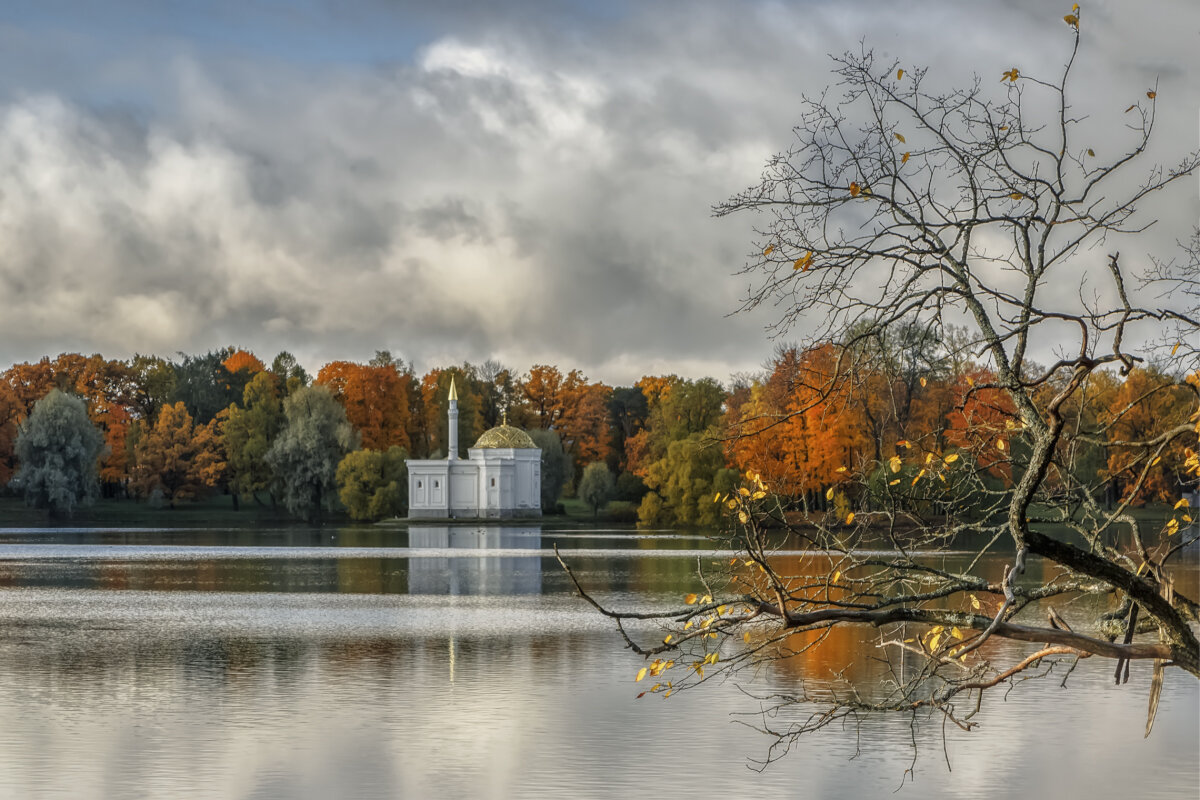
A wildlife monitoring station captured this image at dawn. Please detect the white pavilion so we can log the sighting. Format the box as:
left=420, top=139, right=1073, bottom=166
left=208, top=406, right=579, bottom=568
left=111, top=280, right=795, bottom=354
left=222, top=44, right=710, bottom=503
left=406, top=379, right=542, bottom=520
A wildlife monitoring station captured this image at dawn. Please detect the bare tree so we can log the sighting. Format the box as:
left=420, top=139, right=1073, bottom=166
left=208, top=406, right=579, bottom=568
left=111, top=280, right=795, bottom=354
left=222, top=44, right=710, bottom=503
left=561, top=12, right=1199, bottom=764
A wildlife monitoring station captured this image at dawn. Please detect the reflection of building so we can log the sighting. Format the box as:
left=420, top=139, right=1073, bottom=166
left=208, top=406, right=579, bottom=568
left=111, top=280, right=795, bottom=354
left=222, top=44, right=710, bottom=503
left=407, top=525, right=542, bottom=595
left=407, top=379, right=542, bottom=520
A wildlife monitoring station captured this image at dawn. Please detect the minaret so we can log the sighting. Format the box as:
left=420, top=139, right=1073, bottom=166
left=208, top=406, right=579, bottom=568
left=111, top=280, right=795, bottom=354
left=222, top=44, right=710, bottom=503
left=447, top=376, right=459, bottom=461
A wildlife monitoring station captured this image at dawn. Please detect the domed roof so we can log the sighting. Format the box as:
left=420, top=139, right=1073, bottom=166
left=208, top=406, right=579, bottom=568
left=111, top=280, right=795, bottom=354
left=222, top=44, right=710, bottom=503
left=473, top=424, right=538, bottom=450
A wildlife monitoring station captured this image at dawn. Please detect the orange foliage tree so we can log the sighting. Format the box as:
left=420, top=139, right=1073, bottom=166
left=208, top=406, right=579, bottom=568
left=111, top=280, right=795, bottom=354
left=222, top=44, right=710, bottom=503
left=317, top=360, right=414, bottom=452
left=130, top=402, right=226, bottom=505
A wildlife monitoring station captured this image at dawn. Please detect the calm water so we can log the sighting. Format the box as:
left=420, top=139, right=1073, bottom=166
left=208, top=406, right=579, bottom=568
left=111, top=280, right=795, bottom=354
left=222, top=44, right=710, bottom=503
left=0, top=523, right=1195, bottom=799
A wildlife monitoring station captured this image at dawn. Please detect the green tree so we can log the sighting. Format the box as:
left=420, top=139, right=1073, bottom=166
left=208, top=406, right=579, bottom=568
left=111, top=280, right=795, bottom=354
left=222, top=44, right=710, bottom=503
left=13, top=389, right=106, bottom=513
left=528, top=428, right=569, bottom=511
left=270, top=351, right=311, bottom=395
left=172, top=349, right=242, bottom=424
left=336, top=446, right=408, bottom=521
left=577, top=461, right=615, bottom=519
left=222, top=372, right=284, bottom=503
left=637, top=431, right=738, bottom=527
left=266, top=386, right=358, bottom=522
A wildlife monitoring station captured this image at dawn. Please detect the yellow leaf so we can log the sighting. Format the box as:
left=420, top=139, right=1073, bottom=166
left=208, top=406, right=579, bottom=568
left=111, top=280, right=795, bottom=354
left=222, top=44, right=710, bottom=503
left=1072, top=3, right=1079, bottom=11
left=1001, top=68, right=1019, bottom=82
left=1146, top=90, right=1156, bottom=99
left=738, top=486, right=750, bottom=496
left=763, top=245, right=775, bottom=256
left=1087, top=148, right=1095, bottom=157
left=889, top=455, right=902, bottom=473
left=636, top=668, right=647, bottom=682
left=664, top=635, right=672, bottom=645
left=713, top=492, right=721, bottom=503
left=845, top=512, right=855, bottom=525
left=1166, top=519, right=1179, bottom=535
left=1175, top=498, right=1190, bottom=510
left=894, top=132, right=906, bottom=143
left=737, top=510, right=749, bottom=524
left=897, top=68, right=904, bottom=80
left=743, top=632, right=752, bottom=643
left=911, top=468, right=926, bottom=486
left=1063, top=13, right=1078, bottom=27
left=925, top=452, right=934, bottom=465
left=1172, top=342, right=1181, bottom=356
left=793, top=251, right=813, bottom=272
left=685, top=593, right=698, bottom=605
left=951, top=627, right=964, bottom=640
left=835, top=466, right=847, bottom=473
left=889, top=479, right=900, bottom=486
left=1010, top=192, right=1023, bottom=200
left=825, top=487, right=835, bottom=501
left=897, top=440, right=911, bottom=449
left=901, top=151, right=910, bottom=164
left=701, top=595, right=711, bottom=604
left=717, top=605, right=726, bottom=615
left=966, top=376, right=975, bottom=387
left=1183, top=515, right=1192, bottom=524
left=684, top=619, right=694, bottom=630
left=849, top=182, right=861, bottom=197
left=832, top=571, right=841, bottom=583
left=970, top=595, right=981, bottom=610
left=695, top=666, right=704, bottom=680
left=919, top=376, right=927, bottom=387
left=944, top=453, right=959, bottom=464
left=997, top=439, right=1006, bottom=451
left=1150, top=456, right=1161, bottom=467
left=664, top=689, right=672, bottom=698
left=999, top=125, right=1009, bottom=131
left=929, top=634, right=941, bottom=651
left=650, top=683, right=661, bottom=691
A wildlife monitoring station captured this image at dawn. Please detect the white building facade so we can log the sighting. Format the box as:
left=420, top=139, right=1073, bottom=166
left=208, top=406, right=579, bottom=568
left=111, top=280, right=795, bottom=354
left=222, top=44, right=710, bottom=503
left=407, top=379, right=542, bottom=520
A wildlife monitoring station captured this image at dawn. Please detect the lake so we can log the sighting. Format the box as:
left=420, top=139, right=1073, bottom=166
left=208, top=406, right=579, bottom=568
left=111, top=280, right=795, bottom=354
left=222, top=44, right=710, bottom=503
left=0, top=523, right=1194, bottom=799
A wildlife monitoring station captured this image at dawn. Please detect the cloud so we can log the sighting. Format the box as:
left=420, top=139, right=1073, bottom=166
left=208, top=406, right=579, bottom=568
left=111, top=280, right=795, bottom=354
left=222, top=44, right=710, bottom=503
left=0, top=0, right=1194, bottom=384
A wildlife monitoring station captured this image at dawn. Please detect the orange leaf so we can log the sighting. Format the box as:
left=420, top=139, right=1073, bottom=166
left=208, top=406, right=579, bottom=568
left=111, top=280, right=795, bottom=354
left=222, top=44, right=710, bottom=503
left=897, top=68, right=904, bottom=80
left=1146, top=90, right=1156, bottom=99
left=901, top=152, right=910, bottom=164
left=849, top=182, right=861, bottom=197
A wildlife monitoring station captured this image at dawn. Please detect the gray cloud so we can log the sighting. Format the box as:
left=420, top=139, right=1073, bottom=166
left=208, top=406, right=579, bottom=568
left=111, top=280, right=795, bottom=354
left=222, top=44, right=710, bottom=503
left=0, top=0, right=1195, bottom=384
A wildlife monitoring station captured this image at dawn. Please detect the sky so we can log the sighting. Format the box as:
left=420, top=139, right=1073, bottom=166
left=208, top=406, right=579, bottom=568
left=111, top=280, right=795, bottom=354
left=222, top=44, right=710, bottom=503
left=0, top=0, right=1196, bottom=385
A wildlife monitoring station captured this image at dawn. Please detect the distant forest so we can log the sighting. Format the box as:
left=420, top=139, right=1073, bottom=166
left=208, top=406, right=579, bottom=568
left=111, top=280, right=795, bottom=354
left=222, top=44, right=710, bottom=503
left=0, top=333, right=1193, bottom=523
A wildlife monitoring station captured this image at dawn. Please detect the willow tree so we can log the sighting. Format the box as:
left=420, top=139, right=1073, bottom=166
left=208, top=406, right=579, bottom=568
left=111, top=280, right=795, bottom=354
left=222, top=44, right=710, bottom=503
left=562, top=9, right=1199, bottom=761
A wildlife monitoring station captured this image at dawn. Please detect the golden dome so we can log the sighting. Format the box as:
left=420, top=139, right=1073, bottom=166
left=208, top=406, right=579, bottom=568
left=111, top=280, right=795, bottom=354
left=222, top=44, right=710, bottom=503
left=473, top=424, right=538, bottom=450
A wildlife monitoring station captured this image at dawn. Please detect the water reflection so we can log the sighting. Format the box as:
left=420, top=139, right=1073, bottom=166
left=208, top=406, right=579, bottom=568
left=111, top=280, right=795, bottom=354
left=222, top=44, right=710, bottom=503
left=0, top=526, right=1193, bottom=799
left=408, top=525, right=542, bottom=595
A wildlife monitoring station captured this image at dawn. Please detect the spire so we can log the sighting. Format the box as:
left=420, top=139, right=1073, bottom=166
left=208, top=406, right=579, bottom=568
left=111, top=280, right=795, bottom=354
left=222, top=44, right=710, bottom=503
left=447, top=375, right=459, bottom=460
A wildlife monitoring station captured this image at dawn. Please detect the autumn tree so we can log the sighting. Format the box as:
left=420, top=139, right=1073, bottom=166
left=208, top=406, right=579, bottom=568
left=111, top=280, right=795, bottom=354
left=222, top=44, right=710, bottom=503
left=267, top=386, right=358, bottom=522
left=317, top=359, right=414, bottom=451
left=130, top=402, right=226, bottom=506
left=565, top=12, right=1200, bottom=756
left=12, top=389, right=106, bottom=513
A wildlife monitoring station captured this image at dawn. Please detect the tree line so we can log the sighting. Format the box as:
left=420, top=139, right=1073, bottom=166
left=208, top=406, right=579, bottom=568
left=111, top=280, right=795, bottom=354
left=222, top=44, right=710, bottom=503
left=0, top=337, right=1192, bottom=522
